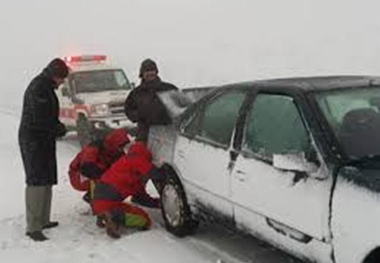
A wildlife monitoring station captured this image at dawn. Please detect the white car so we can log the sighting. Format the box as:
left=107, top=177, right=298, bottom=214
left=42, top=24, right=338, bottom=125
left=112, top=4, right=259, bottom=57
left=149, top=76, right=380, bottom=263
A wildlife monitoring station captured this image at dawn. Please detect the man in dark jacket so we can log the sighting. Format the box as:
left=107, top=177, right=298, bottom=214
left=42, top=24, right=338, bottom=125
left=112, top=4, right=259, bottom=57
left=19, top=58, right=69, bottom=241
left=124, top=59, right=178, bottom=142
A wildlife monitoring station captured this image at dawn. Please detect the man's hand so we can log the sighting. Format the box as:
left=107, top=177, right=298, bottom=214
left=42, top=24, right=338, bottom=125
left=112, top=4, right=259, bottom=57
left=56, top=122, right=67, bottom=138
left=131, top=194, right=160, bottom=209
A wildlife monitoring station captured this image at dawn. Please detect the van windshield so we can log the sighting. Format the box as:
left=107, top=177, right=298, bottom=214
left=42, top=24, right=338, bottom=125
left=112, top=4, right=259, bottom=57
left=72, top=70, right=131, bottom=93
left=315, top=87, right=380, bottom=159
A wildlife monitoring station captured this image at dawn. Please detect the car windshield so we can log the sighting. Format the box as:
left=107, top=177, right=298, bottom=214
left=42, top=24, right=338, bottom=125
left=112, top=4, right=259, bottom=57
left=315, top=86, right=380, bottom=159
left=72, top=70, right=131, bottom=93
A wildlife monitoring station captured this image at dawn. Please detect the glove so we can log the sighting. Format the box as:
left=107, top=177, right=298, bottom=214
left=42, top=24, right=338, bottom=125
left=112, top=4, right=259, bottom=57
left=131, top=194, right=160, bottom=209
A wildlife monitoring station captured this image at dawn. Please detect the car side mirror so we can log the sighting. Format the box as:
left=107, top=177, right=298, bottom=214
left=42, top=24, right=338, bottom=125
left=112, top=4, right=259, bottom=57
left=273, top=153, right=319, bottom=174
left=61, top=87, right=69, bottom=97
left=130, top=82, right=136, bottom=89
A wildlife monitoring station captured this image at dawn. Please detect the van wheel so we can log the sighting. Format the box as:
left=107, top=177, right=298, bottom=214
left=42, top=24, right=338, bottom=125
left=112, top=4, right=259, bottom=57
left=160, top=173, right=199, bottom=237
left=76, top=116, right=93, bottom=148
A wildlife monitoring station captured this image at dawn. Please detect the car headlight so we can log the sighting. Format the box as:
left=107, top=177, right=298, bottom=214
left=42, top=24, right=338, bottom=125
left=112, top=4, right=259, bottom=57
left=92, top=104, right=109, bottom=116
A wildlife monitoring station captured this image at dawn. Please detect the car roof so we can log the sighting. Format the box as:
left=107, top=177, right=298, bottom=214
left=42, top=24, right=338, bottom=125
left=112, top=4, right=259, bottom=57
left=221, top=75, right=380, bottom=93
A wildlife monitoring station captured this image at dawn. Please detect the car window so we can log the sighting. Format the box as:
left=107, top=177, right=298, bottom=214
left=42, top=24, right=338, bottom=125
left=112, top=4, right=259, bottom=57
left=316, top=89, right=377, bottom=130
left=197, top=91, right=246, bottom=146
left=315, top=87, right=380, bottom=158
left=183, top=109, right=201, bottom=136
left=114, top=71, right=129, bottom=88
left=243, top=94, right=309, bottom=160
left=72, top=70, right=130, bottom=93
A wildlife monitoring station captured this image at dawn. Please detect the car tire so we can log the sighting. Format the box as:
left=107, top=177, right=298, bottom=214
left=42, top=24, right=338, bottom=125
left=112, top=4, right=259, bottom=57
left=160, top=172, right=199, bottom=237
left=76, top=115, right=93, bottom=148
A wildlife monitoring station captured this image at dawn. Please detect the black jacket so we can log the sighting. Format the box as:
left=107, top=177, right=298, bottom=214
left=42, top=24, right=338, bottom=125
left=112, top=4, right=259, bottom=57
left=124, top=78, right=178, bottom=126
left=18, top=69, right=65, bottom=186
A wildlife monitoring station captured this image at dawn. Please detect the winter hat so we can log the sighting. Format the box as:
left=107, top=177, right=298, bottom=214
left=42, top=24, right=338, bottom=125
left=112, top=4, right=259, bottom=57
left=104, top=128, right=130, bottom=153
left=46, top=58, right=69, bottom=79
left=139, top=59, right=158, bottom=78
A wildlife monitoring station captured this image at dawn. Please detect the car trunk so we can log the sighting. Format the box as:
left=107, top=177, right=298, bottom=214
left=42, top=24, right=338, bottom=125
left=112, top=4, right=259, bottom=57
left=148, top=87, right=214, bottom=165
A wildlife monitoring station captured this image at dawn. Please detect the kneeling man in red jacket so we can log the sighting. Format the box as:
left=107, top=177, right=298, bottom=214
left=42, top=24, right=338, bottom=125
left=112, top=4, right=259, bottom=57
left=92, top=142, right=163, bottom=238
left=68, top=128, right=131, bottom=201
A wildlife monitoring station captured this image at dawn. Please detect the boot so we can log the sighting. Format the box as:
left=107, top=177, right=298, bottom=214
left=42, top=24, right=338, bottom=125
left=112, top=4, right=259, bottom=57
left=96, top=215, right=105, bottom=228
left=26, top=231, right=48, bottom=241
left=43, top=221, right=59, bottom=229
left=103, top=212, right=120, bottom=239
left=82, top=192, right=91, bottom=204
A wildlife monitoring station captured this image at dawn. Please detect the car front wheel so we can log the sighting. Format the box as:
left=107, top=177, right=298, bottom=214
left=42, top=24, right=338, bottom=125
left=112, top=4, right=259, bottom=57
left=160, top=173, right=198, bottom=237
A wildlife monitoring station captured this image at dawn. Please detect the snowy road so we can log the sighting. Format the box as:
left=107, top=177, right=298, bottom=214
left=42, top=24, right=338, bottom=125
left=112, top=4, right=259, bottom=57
left=0, top=110, right=303, bottom=263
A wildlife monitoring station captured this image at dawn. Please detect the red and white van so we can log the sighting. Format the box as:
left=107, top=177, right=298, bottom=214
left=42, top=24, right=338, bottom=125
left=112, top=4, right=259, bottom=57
left=56, top=55, right=134, bottom=146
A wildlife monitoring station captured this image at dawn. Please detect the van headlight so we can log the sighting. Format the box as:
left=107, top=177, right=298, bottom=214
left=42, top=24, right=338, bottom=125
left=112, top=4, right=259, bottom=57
left=91, top=104, right=109, bottom=116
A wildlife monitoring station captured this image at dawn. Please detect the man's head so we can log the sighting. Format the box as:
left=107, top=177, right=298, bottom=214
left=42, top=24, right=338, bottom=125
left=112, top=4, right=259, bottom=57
left=104, top=128, right=131, bottom=156
left=46, top=58, right=69, bottom=87
left=139, top=59, right=158, bottom=82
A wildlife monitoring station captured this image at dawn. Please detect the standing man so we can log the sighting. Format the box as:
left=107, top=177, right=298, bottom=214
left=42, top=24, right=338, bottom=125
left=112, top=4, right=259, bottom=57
left=124, top=59, right=178, bottom=142
left=19, top=58, right=69, bottom=241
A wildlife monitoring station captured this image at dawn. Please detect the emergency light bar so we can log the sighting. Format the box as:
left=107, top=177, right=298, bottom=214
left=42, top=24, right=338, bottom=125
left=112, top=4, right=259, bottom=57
left=63, top=55, right=107, bottom=63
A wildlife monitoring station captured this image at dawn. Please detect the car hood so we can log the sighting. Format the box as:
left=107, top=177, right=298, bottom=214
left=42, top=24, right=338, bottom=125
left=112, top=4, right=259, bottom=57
left=148, top=88, right=214, bottom=165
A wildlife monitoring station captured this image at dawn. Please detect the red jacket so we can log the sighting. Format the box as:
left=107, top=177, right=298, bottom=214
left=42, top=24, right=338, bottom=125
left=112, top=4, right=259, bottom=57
left=68, top=129, right=130, bottom=191
left=100, top=142, right=154, bottom=198
left=92, top=142, right=162, bottom=214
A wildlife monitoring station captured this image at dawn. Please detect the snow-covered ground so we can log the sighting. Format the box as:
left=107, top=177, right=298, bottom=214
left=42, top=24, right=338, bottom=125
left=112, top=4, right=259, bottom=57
left=0, top=111, right=302, bottom=263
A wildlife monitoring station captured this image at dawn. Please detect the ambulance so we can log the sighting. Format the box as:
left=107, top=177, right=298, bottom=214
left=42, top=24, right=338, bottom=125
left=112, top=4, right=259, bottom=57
left=56, top=55, right=134, bottom=147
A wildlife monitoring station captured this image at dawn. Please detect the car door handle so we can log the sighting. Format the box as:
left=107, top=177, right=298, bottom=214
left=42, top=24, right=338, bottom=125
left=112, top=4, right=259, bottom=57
left=235, top=170, right=247, bottom=182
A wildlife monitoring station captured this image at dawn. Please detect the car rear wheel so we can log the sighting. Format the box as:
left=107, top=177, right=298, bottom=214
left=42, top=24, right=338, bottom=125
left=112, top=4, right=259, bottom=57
left=161, top=173, right=199, bottom=237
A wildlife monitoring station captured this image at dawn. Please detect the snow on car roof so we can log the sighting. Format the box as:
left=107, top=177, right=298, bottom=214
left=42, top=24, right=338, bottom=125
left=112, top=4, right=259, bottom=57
left=233, top=75, right=380, bottom=92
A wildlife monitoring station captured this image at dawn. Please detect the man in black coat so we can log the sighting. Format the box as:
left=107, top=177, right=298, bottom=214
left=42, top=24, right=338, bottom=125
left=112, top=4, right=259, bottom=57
left=19, top=58, right=69, bottom=241
left=124, top=59, right=178, bottom=141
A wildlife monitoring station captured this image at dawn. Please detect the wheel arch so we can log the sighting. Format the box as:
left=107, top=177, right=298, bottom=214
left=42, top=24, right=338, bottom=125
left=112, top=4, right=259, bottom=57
left=363, top=247, right=380, bottom=263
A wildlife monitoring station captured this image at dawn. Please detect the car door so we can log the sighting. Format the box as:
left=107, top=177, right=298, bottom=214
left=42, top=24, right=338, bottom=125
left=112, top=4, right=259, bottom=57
left=231, top=93, right=333, bottom=245
left=174, top=90, right=247, bottom=219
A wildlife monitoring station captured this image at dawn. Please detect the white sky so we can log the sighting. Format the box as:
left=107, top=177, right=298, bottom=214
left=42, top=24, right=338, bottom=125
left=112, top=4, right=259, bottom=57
left=0, top=0, right=379, bottom=104
left=2, top=0, right=380, bottom=109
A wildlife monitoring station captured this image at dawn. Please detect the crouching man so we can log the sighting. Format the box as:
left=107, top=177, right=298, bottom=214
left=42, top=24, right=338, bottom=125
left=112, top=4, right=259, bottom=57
left=92, top=142, right=163, bottom=239
left=68, top=128, right=131, bottom=202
